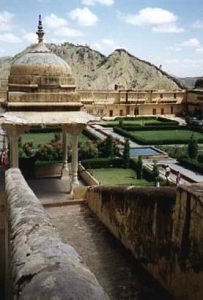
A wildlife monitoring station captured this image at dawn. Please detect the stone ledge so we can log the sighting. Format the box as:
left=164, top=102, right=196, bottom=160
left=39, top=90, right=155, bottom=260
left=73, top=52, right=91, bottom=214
left=5, top=168, right=108, bottom=300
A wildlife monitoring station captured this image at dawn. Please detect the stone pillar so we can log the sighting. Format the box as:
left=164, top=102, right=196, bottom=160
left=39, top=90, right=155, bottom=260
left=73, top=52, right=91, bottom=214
left=61, top=129, right=69, bottom=177
left=71, top=133, right=79, bottom=186
left=69, top=125, right=85, bottom=188
left=2, top=125, right=29, bottom=168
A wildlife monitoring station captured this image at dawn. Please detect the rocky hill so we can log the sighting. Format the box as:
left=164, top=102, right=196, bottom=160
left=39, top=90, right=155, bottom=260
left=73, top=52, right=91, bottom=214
left=0, top=42, right=184, bottom=90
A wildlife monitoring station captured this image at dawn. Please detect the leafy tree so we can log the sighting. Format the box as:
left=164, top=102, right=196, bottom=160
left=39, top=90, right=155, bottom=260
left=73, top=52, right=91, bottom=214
left=23, top=141, right=34, bottom=157
left=79, top=141, right=98, bottom=160
left=187, top=135, right=198, bottom=159
left=152, top=161, right=159, bottom=185
left=123, top=138, right=130, bottom=168
left=98, top=136, right=114, bottom=158
left=136, top=155, right=143, bottom=179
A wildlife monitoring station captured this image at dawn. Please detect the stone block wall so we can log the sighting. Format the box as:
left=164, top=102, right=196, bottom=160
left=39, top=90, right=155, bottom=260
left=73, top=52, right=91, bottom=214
left=86, top=185, right=203, bottom=300
left=5, top=168, right=108, bottom=300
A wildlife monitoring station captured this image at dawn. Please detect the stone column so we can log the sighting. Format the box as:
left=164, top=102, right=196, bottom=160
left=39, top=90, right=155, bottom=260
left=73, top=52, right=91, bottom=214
left=2, top=125, right=29, bottom=168
left=71, top=133, right=79, bottom=186
left=69, top=125, right=85, bottom=188
left=61, top=129, right=69, bottom=177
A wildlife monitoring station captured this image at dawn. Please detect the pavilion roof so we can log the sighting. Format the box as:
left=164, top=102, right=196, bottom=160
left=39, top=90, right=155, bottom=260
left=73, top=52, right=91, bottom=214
left=0, top=111, right=97, bottom=126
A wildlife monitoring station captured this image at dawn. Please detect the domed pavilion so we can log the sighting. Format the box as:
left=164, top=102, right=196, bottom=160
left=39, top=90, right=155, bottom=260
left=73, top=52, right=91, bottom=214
left=1, top=15, right=95, bottom=190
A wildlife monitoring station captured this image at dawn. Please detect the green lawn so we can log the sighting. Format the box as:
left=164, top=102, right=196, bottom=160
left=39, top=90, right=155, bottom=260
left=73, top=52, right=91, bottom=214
left=90, top=168, right=152, bottom=186
left=21, top=132, right=89, bottom=147
left=129, top=129, right=203, bottom=144
left=21, top=132, right=57, bottom=147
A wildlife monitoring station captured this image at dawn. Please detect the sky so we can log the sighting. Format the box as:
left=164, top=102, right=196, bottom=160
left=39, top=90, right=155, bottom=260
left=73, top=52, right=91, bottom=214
left=0, top=0, right=203, bottom=77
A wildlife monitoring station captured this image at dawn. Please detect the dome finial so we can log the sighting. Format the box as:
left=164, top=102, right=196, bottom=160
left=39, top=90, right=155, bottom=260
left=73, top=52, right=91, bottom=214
left=36, top=14, right=44, bottom=44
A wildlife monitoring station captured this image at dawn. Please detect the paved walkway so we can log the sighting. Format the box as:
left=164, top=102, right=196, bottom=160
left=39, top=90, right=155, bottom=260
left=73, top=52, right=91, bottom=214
left=46, top=204, right=174, bottom=300
left=27, top=177, right=73, bottom=205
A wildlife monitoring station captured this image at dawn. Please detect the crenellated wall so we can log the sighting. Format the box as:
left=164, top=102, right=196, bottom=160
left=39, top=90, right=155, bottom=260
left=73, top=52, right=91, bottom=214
left=86, top=185, right=203, bottom=300
left=5, top=168, right=109, bottom=300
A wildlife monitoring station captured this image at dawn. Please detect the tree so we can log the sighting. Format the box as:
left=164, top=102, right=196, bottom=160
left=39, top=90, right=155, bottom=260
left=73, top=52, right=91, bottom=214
left=187, top=135, right=198, bottom=159
left=136, top=156, right=143, bottom=179
left=119, top=119, right=123, bottom=128
left=98, top=136, right=113, bottom=158
left=152, top=161, right=159, bottom=185
left=79, top=141, right=98, bottom=160
left=123, top=138, right=130, bottom=168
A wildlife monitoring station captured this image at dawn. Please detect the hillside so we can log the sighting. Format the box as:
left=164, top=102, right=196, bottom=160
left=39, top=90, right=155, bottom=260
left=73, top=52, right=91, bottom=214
left=0, top=43, right=183, bottom=90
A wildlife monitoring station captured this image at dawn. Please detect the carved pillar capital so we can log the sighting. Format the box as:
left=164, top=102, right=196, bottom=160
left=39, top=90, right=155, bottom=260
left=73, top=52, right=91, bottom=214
left=2, top=124, right=30, bottom=138
left=2, top=124, right=30, bottom=168
left=67, top=124, right=86, bottom=136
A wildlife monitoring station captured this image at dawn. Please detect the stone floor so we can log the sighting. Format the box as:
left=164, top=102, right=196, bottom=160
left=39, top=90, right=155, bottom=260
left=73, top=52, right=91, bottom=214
left=27, top=177, right=73, bottom=205
left=46, top=204, right=174, bottom=300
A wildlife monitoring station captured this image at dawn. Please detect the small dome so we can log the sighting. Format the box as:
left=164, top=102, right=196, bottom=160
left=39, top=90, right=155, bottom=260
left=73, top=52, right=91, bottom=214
left=8, top=15, right=74, bottom=89
left=10, top=51, right=72, bottom=77
left=6, top=15, right=81, bottom=112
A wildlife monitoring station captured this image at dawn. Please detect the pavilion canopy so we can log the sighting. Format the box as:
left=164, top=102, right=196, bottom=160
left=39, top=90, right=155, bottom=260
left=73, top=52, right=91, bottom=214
left=0, top=111, right=97, bottom=126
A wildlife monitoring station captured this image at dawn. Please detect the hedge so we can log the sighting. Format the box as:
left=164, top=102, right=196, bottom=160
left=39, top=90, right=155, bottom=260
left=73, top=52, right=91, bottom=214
left=113, top=127, right=203, bottom=145
left=114, top=116, right=157, bottom=121
left=114, top=116, right=177, bottom=123
left=119, top=124, right=182, bottom=131
left=82, top=128, right=100, bottom=141
left=29, top=126, right=61, bottom=133
left=81, top=158, right=124, bottom=169
left=103, top=116, right=178, bottom=127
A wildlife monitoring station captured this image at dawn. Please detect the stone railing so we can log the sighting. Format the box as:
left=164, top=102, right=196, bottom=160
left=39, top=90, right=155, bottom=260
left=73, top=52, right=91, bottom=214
left=86, top=185, right=203, bottom=300
left=5, top=168, right=108, bottom=300
left=78, top=163, right=100, bottom=186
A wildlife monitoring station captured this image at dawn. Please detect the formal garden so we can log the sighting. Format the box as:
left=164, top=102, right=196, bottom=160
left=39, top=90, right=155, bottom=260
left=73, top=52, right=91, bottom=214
left=16, top=125, right=168, bottom=186
left=13, top=116, right=203, bottom=181
left=102, top=116, right=203, bottom=174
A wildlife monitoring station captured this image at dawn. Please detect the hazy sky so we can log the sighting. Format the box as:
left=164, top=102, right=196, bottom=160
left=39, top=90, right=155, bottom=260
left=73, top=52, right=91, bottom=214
left=0, top=0, right=203, bottom=77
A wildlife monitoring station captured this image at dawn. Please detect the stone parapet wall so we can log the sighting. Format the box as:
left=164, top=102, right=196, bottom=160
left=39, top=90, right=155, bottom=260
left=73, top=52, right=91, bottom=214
left=5, top=168, right=108, bottom=300
left=86, top=185, right=203, bottom=300
left=79, top=163, right=100, bottom=186
left=20, top=162, right=63, bottom=179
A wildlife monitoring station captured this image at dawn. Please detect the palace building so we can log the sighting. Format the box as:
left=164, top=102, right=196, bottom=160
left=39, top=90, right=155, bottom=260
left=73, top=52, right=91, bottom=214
left=0, top=15, right=95, bottom=191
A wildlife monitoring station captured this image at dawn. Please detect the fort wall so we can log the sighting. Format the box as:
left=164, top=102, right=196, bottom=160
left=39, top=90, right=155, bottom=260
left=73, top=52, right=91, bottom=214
left=86, top=185, right=203, bottom=300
